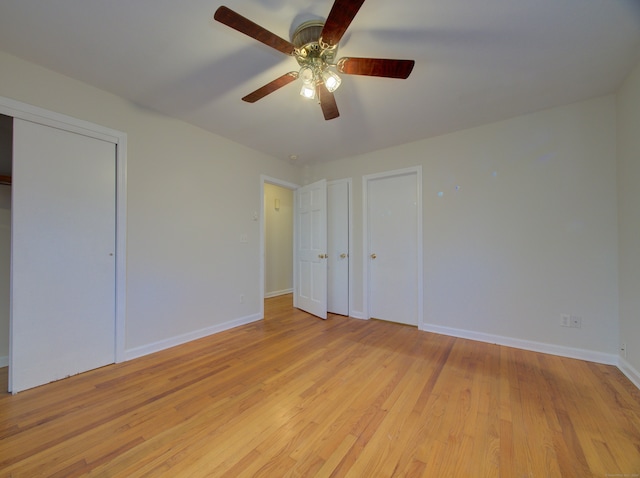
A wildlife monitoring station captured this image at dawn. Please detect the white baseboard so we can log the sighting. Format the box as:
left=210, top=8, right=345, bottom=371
left=264, top=289, right=293, bottom=299
left=422, top=323, right=618, bottom=365
left=6, top=322, right=637, bottom=391
left=124, top=313, right=262, bottom=361
left=349, top=310, right=366, bottom=320
left=618, top=357, right=640, bottom=390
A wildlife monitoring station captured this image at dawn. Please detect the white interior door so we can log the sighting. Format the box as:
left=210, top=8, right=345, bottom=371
left=327, top=180, right=349, bottom=316
left=366, top=169, right=421, bottom=326
left=10, top=119, right=116, bottom=393
left=295, top=179, right=327, bottom=319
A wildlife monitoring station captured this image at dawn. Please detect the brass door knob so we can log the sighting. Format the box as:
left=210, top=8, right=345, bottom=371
left=370, top=253, right=377, bottom=259
left=340, top=253, right=347, bottom=259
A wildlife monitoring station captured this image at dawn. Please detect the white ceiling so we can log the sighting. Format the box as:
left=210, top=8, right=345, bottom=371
left=1, top=0, right=639, bottom=164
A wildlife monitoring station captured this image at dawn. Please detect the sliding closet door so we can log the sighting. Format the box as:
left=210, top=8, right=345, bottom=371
left=10, top=118, right=116, bottom=393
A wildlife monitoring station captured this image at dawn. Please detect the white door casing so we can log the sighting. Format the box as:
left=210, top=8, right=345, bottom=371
left=295, top=179, right=327, bottom=319
left=260, top=175, right=350, bottom=321
left=11, top=119, right=117, bottom=392
left=1, top=95, right=127, bottom=394
left=327, top=179, right=350, bottom=316
left=364, top=167, right=423, bottom=327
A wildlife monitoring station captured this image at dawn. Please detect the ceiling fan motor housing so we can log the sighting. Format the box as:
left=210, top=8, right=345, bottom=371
left=291, top=20, right=337, bottom=68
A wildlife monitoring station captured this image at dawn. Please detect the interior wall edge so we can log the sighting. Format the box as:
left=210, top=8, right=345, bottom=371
left=619, top=357, right=640, bottom=390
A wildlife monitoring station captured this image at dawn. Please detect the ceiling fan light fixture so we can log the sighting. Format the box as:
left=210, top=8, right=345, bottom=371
left=322, top=68, right=341, bottom=92
left=300, top=83, right=317, bottom=99
left=299, top=66, right=315, bottom=85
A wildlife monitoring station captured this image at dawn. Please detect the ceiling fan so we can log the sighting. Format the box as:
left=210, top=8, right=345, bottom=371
left=214, top=0, right=415, bottom=120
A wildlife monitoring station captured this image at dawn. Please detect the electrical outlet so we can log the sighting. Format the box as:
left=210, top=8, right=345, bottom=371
left=561, top=314, right=570, bottom=327
left=621, top=342, right=627, bottom=358
left=570, top=316, right=582, bottom=328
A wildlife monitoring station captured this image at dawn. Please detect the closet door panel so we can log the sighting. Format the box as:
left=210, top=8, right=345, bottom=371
left=10, top=118, right=116, bottom=393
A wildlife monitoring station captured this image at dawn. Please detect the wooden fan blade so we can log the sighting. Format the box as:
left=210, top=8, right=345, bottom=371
left=242, top=72, right=299, bottom=103
left=320, top=0, right=366, bottom=47
left=318, top=83, right=340, bottom=120
left=337, top=57, right=415, bottom=79
left=214, top=6, right=295, bottom=56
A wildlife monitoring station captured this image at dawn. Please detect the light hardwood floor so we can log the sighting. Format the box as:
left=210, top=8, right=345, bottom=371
left=1, top=294, right=640, bottom=477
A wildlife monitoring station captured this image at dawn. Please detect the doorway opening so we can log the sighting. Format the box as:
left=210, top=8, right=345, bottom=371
left=0, top=114, right=12, bottom=369
left=260, top=176, right=299, bottom=320
left=1, top=96, right=127, bottom=393
left=264, top=183, right=294, bottom=299
left=259, top=175, right=352, bottom=320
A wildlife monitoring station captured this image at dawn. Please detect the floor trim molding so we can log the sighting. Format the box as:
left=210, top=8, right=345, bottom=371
left=124, top=313, right=262, bottom=361
left=264, top=289, right=293, bottom=299
left=619, top=357, right=640, bottom=389
left=423, top=324, right=618, bottom=365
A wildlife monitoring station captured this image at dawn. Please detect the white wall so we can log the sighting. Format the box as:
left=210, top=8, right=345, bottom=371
left=264, top=183, right=293, bottom=297
left=306, top=96, right=619, bottom=361
left=617, top=59, right=640, bottom=382
left=0, top=47, right=630, bottom=371
left=0, top=51, right=298, bottom=357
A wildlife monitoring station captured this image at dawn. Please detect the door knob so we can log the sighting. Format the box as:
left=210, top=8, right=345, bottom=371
left=370, top=253, right=377, bottom=259
left=318, top=254, right=328, bottom=259
left=340, top=253, right=347, bottom=259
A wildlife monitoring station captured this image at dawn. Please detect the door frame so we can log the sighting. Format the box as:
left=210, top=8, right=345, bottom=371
left=259, top=175, right=353, bottom=318
left=363, top=166, right=423, bottom=328
left=259, top=175, right=299, bottom=319
left=0, top=96, right=128, bottom=364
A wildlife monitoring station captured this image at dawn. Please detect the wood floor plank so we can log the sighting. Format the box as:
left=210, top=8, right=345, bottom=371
left=1, top=294, right=640, bottom=476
